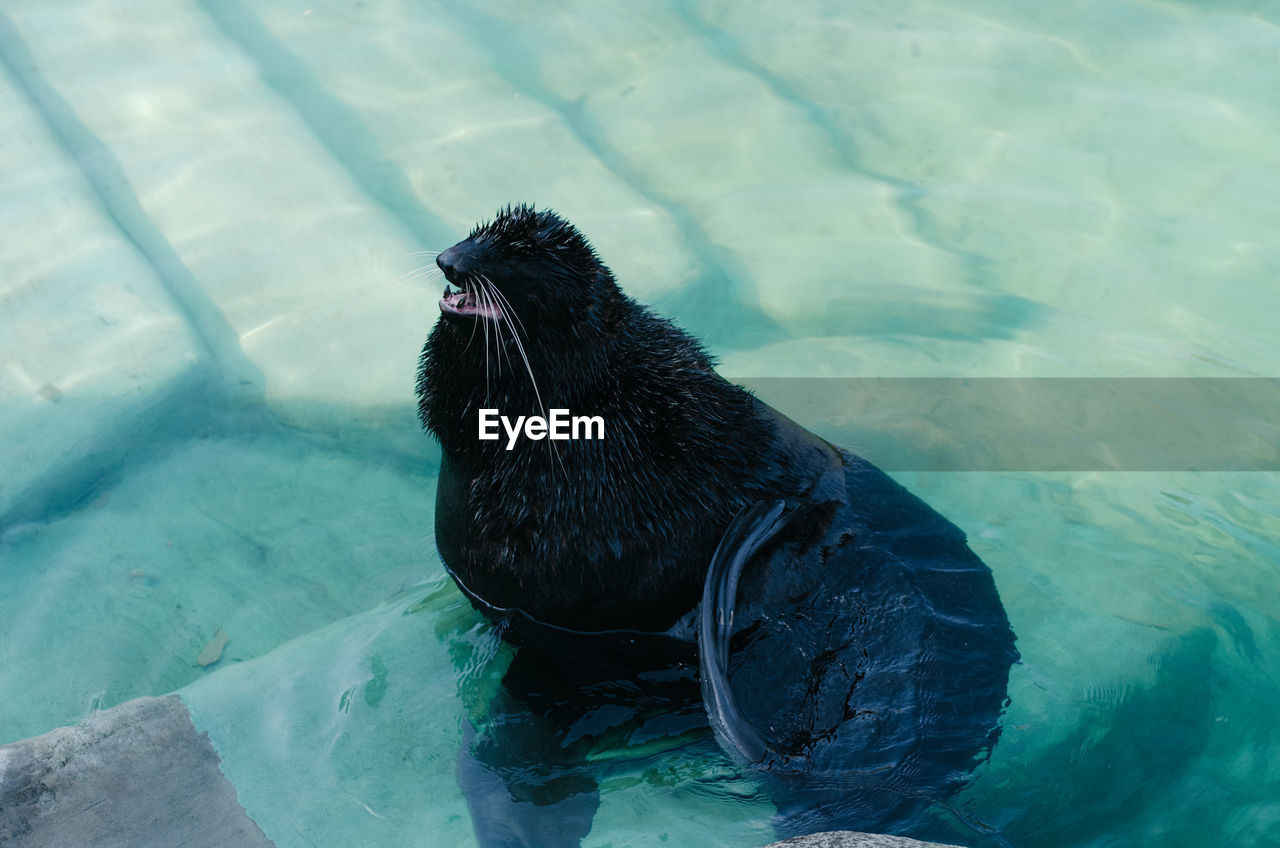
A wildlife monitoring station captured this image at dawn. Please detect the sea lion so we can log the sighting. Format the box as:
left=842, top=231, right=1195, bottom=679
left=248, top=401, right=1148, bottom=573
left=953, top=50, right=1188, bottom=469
left=417, top=205, right=1017, bottom=845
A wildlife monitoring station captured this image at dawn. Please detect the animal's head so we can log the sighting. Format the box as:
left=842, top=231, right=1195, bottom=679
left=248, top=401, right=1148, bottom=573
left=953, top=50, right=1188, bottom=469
left=434, top=204, right=620, bottom=341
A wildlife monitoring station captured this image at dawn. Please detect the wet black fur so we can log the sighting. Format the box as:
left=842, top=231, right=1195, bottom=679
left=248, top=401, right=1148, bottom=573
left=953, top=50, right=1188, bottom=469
left=417, top=204, right=819, bottom=631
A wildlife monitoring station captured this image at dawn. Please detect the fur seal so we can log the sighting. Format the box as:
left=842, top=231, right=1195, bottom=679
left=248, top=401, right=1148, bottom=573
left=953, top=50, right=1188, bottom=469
left=417, top=205, right=1017, bottom=845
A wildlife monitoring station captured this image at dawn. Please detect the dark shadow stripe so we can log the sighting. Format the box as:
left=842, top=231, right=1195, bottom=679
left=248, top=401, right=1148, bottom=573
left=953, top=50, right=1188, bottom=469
left=193, top=0, right=451, bottom=249
left=430, top=0, right=786, bottom=351
left=0, top=374, right=436, bottom=535
left=0, top=363, right=279, bottom=532
left=0, top=9, right=265, bottom=392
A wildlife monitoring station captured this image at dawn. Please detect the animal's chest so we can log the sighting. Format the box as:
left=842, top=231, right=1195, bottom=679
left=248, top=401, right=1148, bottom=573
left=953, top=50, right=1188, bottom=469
left=433, top=453, right=603, bottom=602
left=432, top=447, right=727, bottom=630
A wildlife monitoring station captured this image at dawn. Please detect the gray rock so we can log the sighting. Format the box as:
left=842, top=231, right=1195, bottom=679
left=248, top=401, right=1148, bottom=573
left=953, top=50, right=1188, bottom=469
left=0, top=695, right=274, bottom=848
left=766, top=831, right=963, bottom=848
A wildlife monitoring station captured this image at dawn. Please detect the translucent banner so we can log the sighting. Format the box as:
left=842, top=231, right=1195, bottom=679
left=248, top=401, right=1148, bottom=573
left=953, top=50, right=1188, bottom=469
left=737, top=378, right=1280, bottom=471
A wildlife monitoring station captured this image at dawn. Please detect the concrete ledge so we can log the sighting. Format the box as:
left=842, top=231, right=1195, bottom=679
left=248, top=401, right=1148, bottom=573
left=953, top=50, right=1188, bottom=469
left=0, top=695, right=274, bottom=848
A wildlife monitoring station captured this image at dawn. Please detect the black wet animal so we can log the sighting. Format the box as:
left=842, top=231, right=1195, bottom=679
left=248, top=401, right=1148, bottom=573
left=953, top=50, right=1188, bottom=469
left=417, top=205, right=1017, bottom=846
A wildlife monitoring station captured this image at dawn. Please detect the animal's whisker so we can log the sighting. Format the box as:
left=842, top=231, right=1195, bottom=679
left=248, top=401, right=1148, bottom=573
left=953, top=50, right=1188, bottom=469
left=480, top=278, right=543, bottom=416
left=484, top=274, right=532, bottom=343
left=479, top=276, right=566, bottom=476
left=478, top=278, right=492, bottom=402
left=459, top=288, right=481, bottom=358
left=477, top=282, right=512, bottom=379
left=490, top=290, right=516, bottom=379
left=400, top=265, right=444, bottom=284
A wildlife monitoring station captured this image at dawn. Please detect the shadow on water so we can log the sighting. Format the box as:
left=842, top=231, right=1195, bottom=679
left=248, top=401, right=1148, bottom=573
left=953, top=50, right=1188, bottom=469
left=977, top=628, right=1219, bottom=847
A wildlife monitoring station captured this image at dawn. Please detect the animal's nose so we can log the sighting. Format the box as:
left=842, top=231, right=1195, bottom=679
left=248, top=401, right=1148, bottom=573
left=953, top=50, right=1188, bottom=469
left=437, top=246, right=469, bottom=281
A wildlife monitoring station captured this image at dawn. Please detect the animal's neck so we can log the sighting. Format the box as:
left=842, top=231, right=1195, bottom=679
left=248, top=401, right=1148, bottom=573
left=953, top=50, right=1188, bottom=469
left=420, top=319, right=617, bottom=459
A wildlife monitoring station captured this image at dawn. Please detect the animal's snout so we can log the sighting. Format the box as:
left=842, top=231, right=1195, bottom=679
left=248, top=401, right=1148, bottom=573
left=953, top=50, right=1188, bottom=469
left=436, top=246, right=474, bottom=282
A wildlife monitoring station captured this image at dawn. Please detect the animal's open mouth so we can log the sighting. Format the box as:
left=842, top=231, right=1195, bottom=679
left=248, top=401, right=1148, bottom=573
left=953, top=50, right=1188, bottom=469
left=440, top=284, right=502, bottom=320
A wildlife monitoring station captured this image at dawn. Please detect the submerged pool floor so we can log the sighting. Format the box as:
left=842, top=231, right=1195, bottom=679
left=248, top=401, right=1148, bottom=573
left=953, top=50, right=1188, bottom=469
left=1, top=1, right=1278, bottom=846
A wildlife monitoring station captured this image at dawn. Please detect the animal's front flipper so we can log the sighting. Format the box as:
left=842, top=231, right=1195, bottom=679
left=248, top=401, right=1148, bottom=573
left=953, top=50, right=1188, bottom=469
left=697, top=499, right=791, bottom=765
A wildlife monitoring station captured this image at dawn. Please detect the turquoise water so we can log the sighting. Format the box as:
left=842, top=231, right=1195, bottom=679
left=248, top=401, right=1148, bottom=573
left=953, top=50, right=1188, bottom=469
left=1, top=0, right=1277, bottom=845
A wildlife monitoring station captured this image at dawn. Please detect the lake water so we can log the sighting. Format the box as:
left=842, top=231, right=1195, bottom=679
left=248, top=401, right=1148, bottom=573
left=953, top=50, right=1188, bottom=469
left=1, top=0, right=1277, bottom=846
